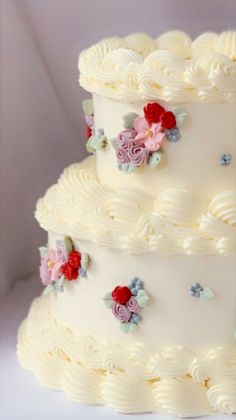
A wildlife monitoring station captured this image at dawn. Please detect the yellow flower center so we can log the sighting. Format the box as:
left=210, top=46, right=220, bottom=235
left=47, top=260, right=55, bottom=269
left=145, top=129, right=153, bottom=137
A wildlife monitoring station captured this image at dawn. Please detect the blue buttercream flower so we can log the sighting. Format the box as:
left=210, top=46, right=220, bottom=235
left=131, top=313, right=142, bottom=324
left=165, top=127, right=181, bottom=142
left=220, top=153, right=232, bottom=166
left=129, top=277, right=144, bottom=295
left=97, top=128, right=105, bottom=136
left=189, top=283, right=204, bottom=298
left=131, top=287, right=138, bottom=296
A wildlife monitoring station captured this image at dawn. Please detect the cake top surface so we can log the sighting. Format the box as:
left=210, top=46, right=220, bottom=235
left=79, top=30, right=236, bottom=103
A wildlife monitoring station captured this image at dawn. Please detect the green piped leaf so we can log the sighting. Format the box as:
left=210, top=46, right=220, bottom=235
left=64, top=237, right=73, bottom=254
left=86, top=133, right=107, bottom=153
left=200, top=287, right=214, bottom=300
left=79, top=252, right=90, bottom=277
left=81, top=253, right=90, bottom=272
left=39, top=246, right=47, bottom=257
left=86, top=137, right=95, bottom=153
left=109, top=138, right=118, bottom=150
left=173, top=107, right=187, bottom=128
left=136, top=289, right=149, bottom=307
left=148, top=151, right=163, bottom=169
left=103, top=293, right=113, bottom=308
left=120, top=322, right=137, bottom=333
left=54, top=276, right=65, bottom=292
left=82, top=99, right=93, bottom=116
left=118, top=163, right=136, bottom=174
left=123, top=112, right=138, bottom=129
left=43, top=283, right=55, bottom=296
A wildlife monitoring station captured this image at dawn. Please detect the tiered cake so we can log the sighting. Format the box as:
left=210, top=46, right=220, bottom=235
left=17, top=31, right=236, bottom=417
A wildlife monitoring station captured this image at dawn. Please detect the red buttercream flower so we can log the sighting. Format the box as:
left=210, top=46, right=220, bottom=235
left=68, top=250, right=81, bottom=269
left=160, top=111, right=176, bottom=129
left=61, top=262, right=78, bottom=281
left=86, top=125, right=92, bottom=139
left=112, top=286, right=132, bottom=304
left=144, top=102, right=165, bottom=124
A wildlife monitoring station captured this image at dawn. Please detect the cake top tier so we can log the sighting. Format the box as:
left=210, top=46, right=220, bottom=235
left=79, top=31, right=236, bottom=103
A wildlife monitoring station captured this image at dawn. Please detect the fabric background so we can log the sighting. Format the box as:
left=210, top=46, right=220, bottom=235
left=1, top=0, right=236, bottom=297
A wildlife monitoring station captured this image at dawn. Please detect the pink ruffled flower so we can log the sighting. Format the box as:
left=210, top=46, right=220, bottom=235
left=126, top=296, right=140, bottom=314
left=127, top=142, right=147, bottom=166
left=40, top=249, right=64, bottom=286
left=112, top=302, right=132, bottom=323
left=134, top=116, right=165, bottom=152
left=85, top=114, right=94, bottom=129
left=116, top=147, right=130, bottom=165
left=117, top=128, right=137, bottom=148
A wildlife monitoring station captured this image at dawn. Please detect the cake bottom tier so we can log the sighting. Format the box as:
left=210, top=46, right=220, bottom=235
left=17, top=295, right=236, bottom=417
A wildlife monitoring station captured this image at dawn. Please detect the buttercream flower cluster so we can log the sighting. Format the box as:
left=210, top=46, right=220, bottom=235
left=83, top=99, right=94, bottom=139
left=39, top=237, right=90, bottom=294
left=189, top=283, right=214, bottom=300
left=103, top=278, right=149, bottom=333
left=82, top=99, right=108, bottom=153
left=113, top=102, right=185, bottom=173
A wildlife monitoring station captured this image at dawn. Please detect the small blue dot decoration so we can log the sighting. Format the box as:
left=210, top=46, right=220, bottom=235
left=189, top=283, right=215, bottom=300
left=129, top=277, right=144, bottom=296
left=220, top=153, right=232, bottom=166
left=189, top=283, right=204, bottom=298
left=165, top=127, right=181, bottom=142
left=97, top=128, right=105, bottom=135
left=131, top=313, right=142, bottom=324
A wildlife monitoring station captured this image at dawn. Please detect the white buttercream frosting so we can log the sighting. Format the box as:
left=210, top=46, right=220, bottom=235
left=189, top=347, right=236, bottom=385
left=17, top=295, right=236, bottom=416
left=35, top=156, right=236, bottom=255
left=207, top=379, right=236, bottom=414
left=79, top=31, right=236, bottom=102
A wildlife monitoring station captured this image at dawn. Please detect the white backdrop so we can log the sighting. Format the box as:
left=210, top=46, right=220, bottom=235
left=1, top=0, right=236, bottom=297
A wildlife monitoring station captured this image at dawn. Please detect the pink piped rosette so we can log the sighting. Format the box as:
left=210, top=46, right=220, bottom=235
left=103, top=278, right=149, bottom=333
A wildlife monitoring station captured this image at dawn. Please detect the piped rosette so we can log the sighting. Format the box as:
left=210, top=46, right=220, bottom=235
left=103, top=277, right=149, bottom=333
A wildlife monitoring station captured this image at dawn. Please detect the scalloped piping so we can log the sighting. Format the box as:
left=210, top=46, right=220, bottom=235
left=79, top=31, right=236, bottom=102
left=17, top=295, right=236, bottom=416
left=35, top=156, right=236, bottom=255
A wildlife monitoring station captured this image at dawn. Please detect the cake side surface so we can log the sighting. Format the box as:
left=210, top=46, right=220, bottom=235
left=47, top=232, right=236, bottom=351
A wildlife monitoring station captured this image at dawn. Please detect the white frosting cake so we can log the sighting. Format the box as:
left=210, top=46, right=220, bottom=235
left=17, top=31, right=236, bottom=417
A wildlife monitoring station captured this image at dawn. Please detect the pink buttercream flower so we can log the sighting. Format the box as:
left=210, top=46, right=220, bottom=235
left=85, top=114, right=94, bottom=129
left=40, top=249, right=64, bottom=286
left=134, top=116, right=165, bottom=151
left=117, top=128, right=137, bottom=148
left=127, top=142, right=147, bottom=166
left=116, top=147, right=130, bottom=164
left=112, top=302, right=132, bottom=323
left=126, top=296, right=140, bottom=314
